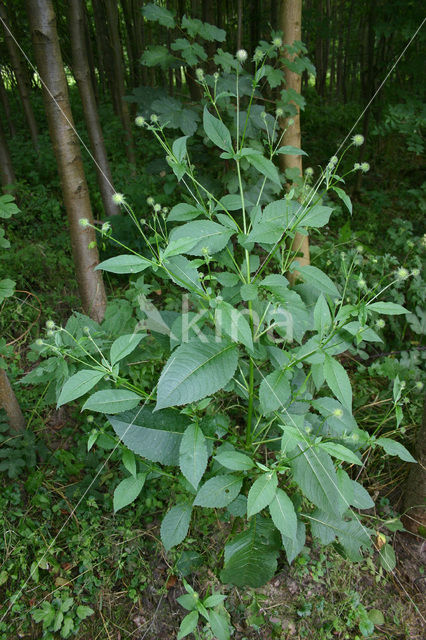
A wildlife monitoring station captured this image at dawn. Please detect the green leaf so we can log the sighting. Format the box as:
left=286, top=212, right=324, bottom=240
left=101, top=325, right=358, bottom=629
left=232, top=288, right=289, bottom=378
left=203, top=107, right=233, bottom=152
left=0, top=278, right=15, bottom=301
left=269, top=488, right=298, bottom=540
left=194, top=475, right=242, bottom=508
left=375, top=437, right=416, bottom=463
left=182, top=15, right=226, bottom=42
left=246, top=153, right=281, bottom=186
left=307, top=510, right=372, bottom=560
left=140, top=45, right=177, bottom=68
left=259, top=369, right=291, bottom=415
left=122, top=449, right=137, bottom=477
left=203, top=593, right=227, bottom=608
left=368, top=609, right=385, bottom=626
left=282, top=520, right=306, bottom=564
left=298, top=204, right=333, bottom=228
left=332, top=186, right=352, bottom=214
left=171, top=39, right=207, bottom=65
left=168, top=202, right=203, bottom=222
left=82, top=390, right=140, bottom=414
left=367, top=301, right=408, bottom=315
left=277, top=145, right=307, bottom=156
left=155, top=339, right=238, bottom=411
left=323, top=354, right=352, bottom=411
left=172, top=135, right=189, bottom=162
left=179, top=423, right=208, bottom=490
left=296, top=264, right=340, bottom=298
left=221, top=517, right=280, bottom=587
left=161, top=503, right=192, bottom=551
left=142, top=3, right=175, bottom=28
left=313, top=294, right=332, bottom=336
left=318, top=442, right=362, bottom=466
left=208, top=610, right=230, bottom=640
left=57, top=369, right=104, bottom=407
left=215, top=301, right=253, bottom=351
left=177, top=610, right=199, bottom=639
left=169, top=220, right=233, bottom=256
left=290, top=443, right=344, bottom=517
left=379, top=543, right=396, bottom=571
left=108, top=406, right=189, bottom=465
left=113, top=473, right=146, bottom=512
left=76, top=606, right=94, bottom=621
left=163, top=237, right=199, bottom=258
left=110, top=333, right=145, bottom=366
left=247, top=472, right=278, bottom=518
left=163, top=255, right=203, bottom=292
left=215, top=451, right=254, bottom=471
left=95, top=254, right=151, bottom=274
left=240, top=283, right=258, bottom=301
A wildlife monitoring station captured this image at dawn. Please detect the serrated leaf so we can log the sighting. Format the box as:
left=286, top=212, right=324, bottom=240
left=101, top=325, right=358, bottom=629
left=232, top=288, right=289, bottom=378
left=163, top=237, right=199, bottom=258
left=247, top=472, right=278, bottom=518
left=367, top=301, right=408, bottom=315
left=246, top=153, right=281, bottom=186
left=141, top=45, right=176, bottom=68
left=95, top=254, right=151, bottom=274
left=57, top=369, right=104, bottom=407
left=179, top=423, right=208, bottom=490
left=161, top=503, right=192, bottom=551
left=298, top=204, right=333, bottom=228
left=76, top=606, right=94, bottom=620
left=215, top=451, right=254, bottom=471
left=376, top=437, right=416, bottom=463
left=142, top=3, right=175, bottom=28
left=282, top=520, right=306, bottom=564
left=155, top=339, right=238, bottom=410
left=167, top=203, right=203, bottom=222
left=163, top=254, right=203, bottom=292
left=82, top=390, right=140, bottom=414
left=203, top=106, right=233, bottom=152
left=169, top=220, right=233, bottom=256
left=110, top=333, right=145, bottom=366
left=307, top=510, right=372, bottom=560
left=113, top=473, right=146, bottom=512
left=259, top=369, right=291, bottom=415
left=296, top=264, right=340, bottom=298
left=313, top=294, right=332, bottom=336
left=215, top=301, right=253, bottom=350
left=318, top=441, right=362, bottom=466
left=194, top=475, right=242, bottom=508
left=108, top=406, right=189, bottom=465
left=323, top=354, right=352, bottom=411
left=269, top=488, right=298, bottom=540
left=379, top=543, right=396, bottom=571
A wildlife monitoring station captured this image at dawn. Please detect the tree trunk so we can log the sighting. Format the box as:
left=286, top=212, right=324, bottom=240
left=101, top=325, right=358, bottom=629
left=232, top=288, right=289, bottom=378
left=26, top=0, right=107, bottom=323
left=69, top=0, right=120, bottom=218
left=403, top=397, right=426, bottom=535
left=0, top=368, right=26, bottom=433
left=104, top=0, right=136, bottom=166
left=0, top=72, right=16, bottom=137
left=279, top=0, right=310, bottom=283
left=237, top=0, right=243, bottom=50
left=0, top=1, right=39, bottom=152
left=0, top=116, right=16, bottom=189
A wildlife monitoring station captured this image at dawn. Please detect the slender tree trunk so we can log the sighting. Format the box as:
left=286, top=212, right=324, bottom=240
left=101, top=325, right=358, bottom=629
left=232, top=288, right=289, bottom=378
left=104, top=0, right=136, bottom=165
left=69, top=0, right=120, bottom=217
left=403, top=397, right=426, bottom=535
left=26, top=0, right=107, bottom=322
left=92, top=0, right=116, bottom=107
left=0, top=73, right=16, bottom=137
left=0, top=1, right=39, bottom=152
left=0, top=116, right=16, bottom=188
left=0, top=369, right=26, bottom=433
left=279, top=0, right=310, bottom=282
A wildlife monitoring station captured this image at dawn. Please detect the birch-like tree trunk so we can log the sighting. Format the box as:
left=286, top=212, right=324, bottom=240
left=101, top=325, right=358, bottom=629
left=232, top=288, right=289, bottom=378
left=69, top=0, right=120, bottom=218
left=279, top=0, right=310, bottom=283
left=26, top=0, right=107, bottom=322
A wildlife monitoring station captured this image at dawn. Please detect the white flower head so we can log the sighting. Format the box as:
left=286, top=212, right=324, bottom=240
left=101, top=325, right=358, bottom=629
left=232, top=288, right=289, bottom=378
left=272, top=37, right=282, bottom=48
left=150, top=113, right=158, bottom=123
left=146, top=197, right=155, bottom=206
left=236, top=49, right=248, bottom=64
left=45, top=319, right=55, bottom=330
left=112, top=192, right=125, bottom=205
left=153, top=203, right=161, bottom=213
left=195, top=68, right=205, bottom=82
left=101, top=222, right=111, bottom=234
left=411, top=268, right=420, bottom=277
left=396, top=266, right=409, bottom=280
left=415, top=381, right=424, bottom=391
left=357, top=277, right=367, bottom=289
left=35, top=339, right=44, bottom=347
left=275, top=107, right=284, bottom=118
left=333, top=408, right=343, bottom=418
left=213, top=71, right=219, bottom=80
left=79, top=217, right=89, bottom=228
left=375, top=319, right=385, bottom=329
left=253, top=49, right=264, bottom=62
left=305, top=167, right=314, bottom=177
left=361, top=162, right=370, bottom=173
left=135, top=115, right=145, bottom=127
left=356, top=245, right=364, bottom=253
left=352, top=134, right=364, bottom=147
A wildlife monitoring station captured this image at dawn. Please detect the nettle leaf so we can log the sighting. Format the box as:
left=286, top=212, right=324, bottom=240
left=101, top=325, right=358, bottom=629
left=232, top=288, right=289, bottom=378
left=215, top=301, right=253, bottom=351
left=323, top=354, right=352, bottom=412
left=181, top=15, right=226, bottom=41
left=179, top=423, right=208, bottom=490
left=194, top=475, right=242, bottom=508
left=155, top=339, right=238, bottom=410
left=169, top=220, right=233, bottom=256
left=295, top=264, right=340, bottom=298
left=318, top=442, right=362, bottom=466
left=82, top=390, right=140, bottom=414
left=208, top=610, right=230, bottom=640
left=282, top=520, right=306, bottom=564
left=113, top=473, right=146, bottom=513
left=314, top=294, right=332, bottom=336
left=221, top=516, right=280, bottom=587
left=142, top=3, right=175, bottom=28
left=375, top=437, right=416, bottom=463
left=307, top=510, right=372, bottom=561
left=108, top=406, right=189, bottom=466
left=110, top=333, right=145, bottom=366
left=163, top=255, right=203, bottom=292
left=269, top=488, right=298, bottom=540
left=203, top=107, right=233, bottom=152
left=290, top=443, right=344, bottom=517
left=141, top=45, right=177, bottom=68
left=247, top=199, right=300, bottom=244
left=171, top=39, right=207, bottom=65
left=259, top=369, right=291, bottom=415
left=215, top=451, right=254, bottom=471
left=246, top=153, right=281, bottom=186
left=161, top=503, right=192, bottom=551
left=367, top=301, right=409, bottom=315
left=247, top=472, right=278, bottom=518
left=57, top=369, right=104, bottom=407
left=95, top=254, right=151, bottom=274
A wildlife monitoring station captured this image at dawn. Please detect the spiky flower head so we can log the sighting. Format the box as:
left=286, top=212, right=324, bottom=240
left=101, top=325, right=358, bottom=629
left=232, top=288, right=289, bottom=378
left=356, top=244, right=364, bottom=253
left=253, top=49, right=264, bottom=62
left=272, top=37, right=282, bottom=48
left=333, top=408, right=343, bottom=418
left=236, top=49, right=248, bottom=64
left=352, top=133, right=364, bottom=147
left=354, top=162, right=361, bottom=170
left=213, top=72, right=219, bottom=80
left=357, top=277, right=367, bottom=289
left=146, top=196, right=155, bottom=206
left=79, top=217, right=89, bottom=227
left=135, top=116, right=145, bottom=127
left=35, top=339, right=43, bottom=346
left=361, top=162, right=370, bottom=173
left=112, top=192, right=125, bottom=205
left=45, top=319, right=55, bottom=330
left=396, top=266, right=409, bottom=280
left=305, top=167, right=314, bottom=177
left=375, top=319, right=385, bottom=329
left=416, top=381, right=424, bottom=391
left=412, top=268, right=420, bottom=277
left=153, top=203, right=161, bottom=213
left=275, top=107, right=284, bottom=118
left=150, top=113, right=158, bottom=123
left=195, top=68, right=205, bottom=82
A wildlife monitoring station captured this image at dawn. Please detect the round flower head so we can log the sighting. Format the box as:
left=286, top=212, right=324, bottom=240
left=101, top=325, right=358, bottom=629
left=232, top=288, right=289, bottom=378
left=87, top=415, right=94, bottom=423
left=261, top=111, right=267, bottom=120
left=329, top=155, right=338, bottom=166
left=45, top=319, right=55, bottom=330
left=396, top=266, right=409, bottom=280
left=101, top=222, right=111, bottom=234
left=150, top=113, right=158, bottom=123
left=79, top=217, right=89, bottom=228
left=375, top=319, right=385, bottom=329
left=46, top=329, right=54, bottom=337
left=416, top=381, right=424, bottom=391
left=213, top=72, right=219, bottom=80
left=357, top=277, right=367, bottom=289
left=361, top=162, right=370, bottom=173
left=272, top=37, right=282, bottom=48
left=412, top=268, right=420, bottom=276
left=354, top=162, right=361, bottom=170
left=352, top=133, right=364, bottom=147
left=35, top=339, right=43, bottom=347
left=153, top=203, right=161, bottom=213
left=305, top=167, right=314, bottom=177
left=112, top=192, right=125, bottom=205
left=356, top=245, right=364, bottom=253
left=195, top=68, right=204, bottom=82
left=333, top=408, right=343, bottom=418
left=135, top=115, right=145, bottom=127
left=146, top=196, right=155, bottom=206
left=253, top=49, right=264, bottom=62
left=236, top=49, right=248, bottom=64
left=275, top=107, right=284, bottom=118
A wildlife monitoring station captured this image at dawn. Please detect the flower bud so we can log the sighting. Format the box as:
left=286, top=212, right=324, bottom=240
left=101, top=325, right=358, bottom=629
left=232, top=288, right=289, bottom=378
left=352, top=134, right=364, bottom=147
left=46, top=319, right=55, bottom=330
left=79, top=218, right=89, bottom=227
left=112, top=192, right=125, bottom=205
left=135, top=116, right=145, bottom=127
left=236, top=49, right=248, bottom=64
